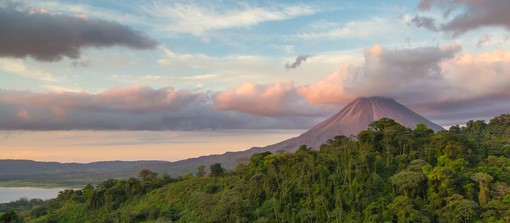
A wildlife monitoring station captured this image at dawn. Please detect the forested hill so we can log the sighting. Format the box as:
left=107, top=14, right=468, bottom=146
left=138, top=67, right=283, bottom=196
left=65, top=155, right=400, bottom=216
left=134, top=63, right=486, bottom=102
left=4, top=114, right=510, bottom=223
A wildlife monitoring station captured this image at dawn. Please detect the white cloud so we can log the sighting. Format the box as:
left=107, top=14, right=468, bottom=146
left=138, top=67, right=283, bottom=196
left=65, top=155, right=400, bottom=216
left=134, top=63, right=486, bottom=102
left=157, top=46, right=359, bottom=86
left=295, top=18, right=399, bottom=40
left=24, top=1, right=150, bottom=28
left=272, top=44, right=295, bottom=54
left=111, top=73, right=221, bottom=87
left=143, top=3, right=318, bottom=36
left=0, top=58, right=55, bottom=81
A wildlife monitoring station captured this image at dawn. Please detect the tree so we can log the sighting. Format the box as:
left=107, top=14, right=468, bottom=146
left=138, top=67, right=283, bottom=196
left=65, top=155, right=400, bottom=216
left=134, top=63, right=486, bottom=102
left=210, top=163, right=224, bottom=177
left=82, top=184, right=95, bottom=204
left=387, top=196, right=428, bottom=223
left=390, top=170, right=426, bottom=197
left=471, top=172, right=493, bottom=205
left=0, top=211, right=23, bottom=223
left=139, top=169, right=158, bottom=193
left=369, top=118, right=401, bottom=132
left=139, top=169, right=158, bottom=182
left=442, top=194, right=479, bottom=223
left=196, top=165, right=207, bottom=177
left=160, top=173, right=174, bottom=185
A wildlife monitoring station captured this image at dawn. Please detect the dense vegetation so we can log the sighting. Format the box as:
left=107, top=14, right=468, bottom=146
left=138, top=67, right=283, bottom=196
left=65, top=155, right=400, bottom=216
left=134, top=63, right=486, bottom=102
left=2, top=114, right=510, bottom=222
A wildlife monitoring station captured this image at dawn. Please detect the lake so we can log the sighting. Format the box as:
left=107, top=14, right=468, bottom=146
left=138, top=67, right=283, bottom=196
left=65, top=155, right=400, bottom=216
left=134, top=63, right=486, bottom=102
left=0, top=187, right=65, bottom=203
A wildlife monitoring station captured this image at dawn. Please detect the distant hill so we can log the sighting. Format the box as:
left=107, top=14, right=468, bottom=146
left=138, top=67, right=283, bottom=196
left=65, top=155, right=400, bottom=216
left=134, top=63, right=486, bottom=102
left=0, top=160, right=172, bottom=186
left=0, top=160, right=169, bottom=177
left=0, top=97, right=444, bottom=185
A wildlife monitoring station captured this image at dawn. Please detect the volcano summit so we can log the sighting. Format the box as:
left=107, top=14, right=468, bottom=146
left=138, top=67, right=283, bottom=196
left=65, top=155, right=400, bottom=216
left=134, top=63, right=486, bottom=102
left=263, top=97, right=444, bottom=152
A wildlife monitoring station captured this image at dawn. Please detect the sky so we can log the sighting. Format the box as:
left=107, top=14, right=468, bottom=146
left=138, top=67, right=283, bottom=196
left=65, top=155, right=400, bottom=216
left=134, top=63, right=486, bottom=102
left=1, top=0, right=510, bottom=162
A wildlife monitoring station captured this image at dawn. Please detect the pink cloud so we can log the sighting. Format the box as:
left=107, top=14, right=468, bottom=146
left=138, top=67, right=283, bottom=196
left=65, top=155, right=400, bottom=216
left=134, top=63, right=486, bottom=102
left=297, top=44, right=460, bottom=105
left=0, top=86, right=323, bottom=130
left=1, top=45, right=510, bottom=130
left=212, top=44, right=510, bottom=126
left=442, top=50, right=510, bottom=100
left=214, top=81, right=334, bottom=117
left=97, top=86, right=203, bottom=113
left=16, top=109, right=31, bottom=120
left=297, top=65, right=353, bottom=105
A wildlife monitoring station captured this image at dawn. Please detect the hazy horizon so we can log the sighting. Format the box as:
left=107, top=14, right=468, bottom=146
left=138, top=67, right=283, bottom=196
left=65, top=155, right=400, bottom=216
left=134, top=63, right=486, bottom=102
left=1, top=0, right=509, bottom=162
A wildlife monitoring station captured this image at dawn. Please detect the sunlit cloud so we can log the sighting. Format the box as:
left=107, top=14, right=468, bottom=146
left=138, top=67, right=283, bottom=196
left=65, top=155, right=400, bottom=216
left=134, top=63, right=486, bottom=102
left=0, top=86, right=324, bottom=131
left=214, top=81, right=335, bottom=117
left=140, top=2, right=318, bottom=36
left=295, top=18, right=400, bottom=40
left=0, top=58, right=55, bottom=81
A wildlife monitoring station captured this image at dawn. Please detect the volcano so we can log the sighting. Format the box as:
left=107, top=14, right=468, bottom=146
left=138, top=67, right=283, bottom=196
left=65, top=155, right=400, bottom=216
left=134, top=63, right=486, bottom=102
left=262, top=96, right=444, bottom=151
left=161, top=97, right=445, bottom=174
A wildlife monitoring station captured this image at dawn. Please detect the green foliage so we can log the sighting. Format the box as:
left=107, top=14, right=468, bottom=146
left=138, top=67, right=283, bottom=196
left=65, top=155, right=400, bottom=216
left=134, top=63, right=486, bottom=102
left=0, top=198, right=45, bottom=214
left=0, top=210, right=23, bottom=223
left=196, top=165, right=207, bottom=177
left=390, top=169, right=426, bottom=197
left=210, top=163, right=224, bottom=177
left=14, top=114, right=510, bottom=222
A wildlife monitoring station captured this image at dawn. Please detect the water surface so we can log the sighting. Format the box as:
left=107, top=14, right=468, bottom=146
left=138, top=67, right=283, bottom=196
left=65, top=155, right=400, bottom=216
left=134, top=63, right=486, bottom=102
left=0, top=187, right=64, bottom=203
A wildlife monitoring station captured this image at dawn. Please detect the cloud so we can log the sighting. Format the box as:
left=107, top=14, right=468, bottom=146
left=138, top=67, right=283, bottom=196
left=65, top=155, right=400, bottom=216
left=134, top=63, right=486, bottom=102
left=295, top=18, right=396, bottom=40
left=410, top=15, right=438, bottom=31
left=297, top=66, right=352, bottom=104
left=273, top=45, right=295, bottom=54
left=158, top=46, right=271, bottom=71
left=289, top=45, right=461, bottom=106
left=157, top=46, right=291, bottom=85
left=440, top=50, right=510, bottom=101
left=285, top=55, right=311, bottom=70
left=273, top=45, right=459, bottom=105
left=0, top=4, right=157, bottom=61
left=214, top=81, right=334, bottom=117
left=344, top=44, right=461, bottom=99
left=304, top=45, right=510, bottom=124
left=71, top=59, right=91, bottom=67
left=209, top=44, right=502, bottom=126
left=211, top=44, right=462, bottom=115
left=142, top=3, right=317, bottom=36
left=156, top=46, right=361, bottom=89
left=2, top=44, right=509, bottom=130
left=414, top=0, right=510, bottom=36
left=0, top=86, right=323, bottom=131
left=0, top=58, right=55, bottom=81
left=476, top=34, right=492, bottom=49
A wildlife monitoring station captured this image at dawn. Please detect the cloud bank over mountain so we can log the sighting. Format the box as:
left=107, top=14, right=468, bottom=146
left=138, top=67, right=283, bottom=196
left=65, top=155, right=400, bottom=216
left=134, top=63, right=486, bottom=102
left=1, top=43, right=509, bottom=130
